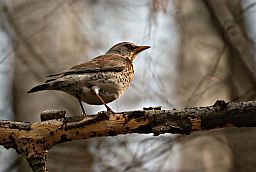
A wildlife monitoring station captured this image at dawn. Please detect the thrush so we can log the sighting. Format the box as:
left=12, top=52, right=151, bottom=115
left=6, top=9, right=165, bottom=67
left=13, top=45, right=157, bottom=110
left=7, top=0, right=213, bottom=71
left=27, top=42, right=150, bottom=115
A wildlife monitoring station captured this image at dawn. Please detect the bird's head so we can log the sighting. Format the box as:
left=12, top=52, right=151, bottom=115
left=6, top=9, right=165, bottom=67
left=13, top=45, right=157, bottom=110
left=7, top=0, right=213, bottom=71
left=105, top=42, right=150, bottom=61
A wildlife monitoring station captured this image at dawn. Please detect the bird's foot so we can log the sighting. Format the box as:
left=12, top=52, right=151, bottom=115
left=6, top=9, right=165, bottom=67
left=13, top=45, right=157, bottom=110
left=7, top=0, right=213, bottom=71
left=81, top=112, right=87, bottom=116
left=106, top=105, right=115, bottom=114
left=96, top=111, right=110, bottom=120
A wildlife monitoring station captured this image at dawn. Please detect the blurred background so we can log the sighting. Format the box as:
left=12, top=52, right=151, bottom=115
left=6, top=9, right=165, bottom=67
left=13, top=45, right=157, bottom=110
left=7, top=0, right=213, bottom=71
left=0, top=0, right=256, bottom=171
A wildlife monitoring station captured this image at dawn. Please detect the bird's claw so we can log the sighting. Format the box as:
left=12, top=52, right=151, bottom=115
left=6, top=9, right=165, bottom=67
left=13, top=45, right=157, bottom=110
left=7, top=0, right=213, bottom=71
left=106, top=108, right=114, bottom=114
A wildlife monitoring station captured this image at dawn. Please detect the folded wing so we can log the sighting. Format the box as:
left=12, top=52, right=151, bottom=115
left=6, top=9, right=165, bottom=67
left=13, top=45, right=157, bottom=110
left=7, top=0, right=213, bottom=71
left=46, top=54, right=130, bottom=79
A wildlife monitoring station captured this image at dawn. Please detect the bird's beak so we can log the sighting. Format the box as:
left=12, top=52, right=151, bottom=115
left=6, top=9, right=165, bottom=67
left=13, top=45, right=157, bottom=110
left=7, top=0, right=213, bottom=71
left=135, top=45, right=150, bottom=54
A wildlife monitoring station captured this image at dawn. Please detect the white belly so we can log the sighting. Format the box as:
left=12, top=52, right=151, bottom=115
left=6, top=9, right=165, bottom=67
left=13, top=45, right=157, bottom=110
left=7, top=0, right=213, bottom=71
left=53, top=71, right=133, bottom=105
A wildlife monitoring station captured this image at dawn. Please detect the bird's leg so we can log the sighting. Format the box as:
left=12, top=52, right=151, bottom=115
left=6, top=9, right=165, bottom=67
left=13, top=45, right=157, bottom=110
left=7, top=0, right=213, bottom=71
left=76, top=94, right=86, bottom=115
left=91, top=86, right=113, bottom=112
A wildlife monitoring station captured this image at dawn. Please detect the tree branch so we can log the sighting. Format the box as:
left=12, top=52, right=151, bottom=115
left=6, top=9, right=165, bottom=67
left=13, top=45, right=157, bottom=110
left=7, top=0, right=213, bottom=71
left=1, top=100, right=256, bottom=171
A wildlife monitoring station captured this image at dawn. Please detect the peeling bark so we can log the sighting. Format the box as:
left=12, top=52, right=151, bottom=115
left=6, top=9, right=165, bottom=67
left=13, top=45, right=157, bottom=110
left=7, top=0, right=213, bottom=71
left=0, top=100, right=256, bottom=171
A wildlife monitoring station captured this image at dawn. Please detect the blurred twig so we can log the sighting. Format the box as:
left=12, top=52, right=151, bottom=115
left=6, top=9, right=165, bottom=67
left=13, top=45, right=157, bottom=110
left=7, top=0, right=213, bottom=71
left=204, top=0, right=256, bottom=83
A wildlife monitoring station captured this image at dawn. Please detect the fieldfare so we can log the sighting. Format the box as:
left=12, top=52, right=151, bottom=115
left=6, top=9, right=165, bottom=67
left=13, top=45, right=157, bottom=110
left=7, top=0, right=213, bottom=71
left=28, top=42, right=150, bottom=115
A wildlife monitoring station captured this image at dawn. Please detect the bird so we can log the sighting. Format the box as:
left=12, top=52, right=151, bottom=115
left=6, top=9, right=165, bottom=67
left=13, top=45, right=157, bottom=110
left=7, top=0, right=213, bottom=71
left=27, top=42, right=150, bottom=115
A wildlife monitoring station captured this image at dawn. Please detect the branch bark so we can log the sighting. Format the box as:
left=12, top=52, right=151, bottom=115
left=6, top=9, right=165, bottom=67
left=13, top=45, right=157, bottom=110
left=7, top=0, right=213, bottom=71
left=1, top=100, right=256, bottom=171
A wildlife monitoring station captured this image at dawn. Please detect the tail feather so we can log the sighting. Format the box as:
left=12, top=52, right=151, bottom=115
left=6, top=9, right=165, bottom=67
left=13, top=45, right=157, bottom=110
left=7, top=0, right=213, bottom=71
left=27, top=83, right=50, bottom=93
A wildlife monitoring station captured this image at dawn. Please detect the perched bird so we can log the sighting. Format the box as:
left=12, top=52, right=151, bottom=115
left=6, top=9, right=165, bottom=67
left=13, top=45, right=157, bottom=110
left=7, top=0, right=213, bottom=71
left=28, top=42, right=150, bottom=115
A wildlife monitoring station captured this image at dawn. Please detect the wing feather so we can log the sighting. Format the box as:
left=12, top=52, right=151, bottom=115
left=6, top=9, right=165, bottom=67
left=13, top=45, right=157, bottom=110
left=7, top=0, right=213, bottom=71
left=46, top=54, right=130, bottom=78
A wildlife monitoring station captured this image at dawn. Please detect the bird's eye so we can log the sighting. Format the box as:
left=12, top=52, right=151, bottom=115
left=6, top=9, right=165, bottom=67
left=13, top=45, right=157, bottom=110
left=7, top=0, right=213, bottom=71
left=125, top=44, right=134, bottom=50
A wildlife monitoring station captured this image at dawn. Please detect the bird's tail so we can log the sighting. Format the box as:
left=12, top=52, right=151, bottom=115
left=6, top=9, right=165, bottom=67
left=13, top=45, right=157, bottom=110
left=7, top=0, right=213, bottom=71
left=27, top=83, right=50, bottom=93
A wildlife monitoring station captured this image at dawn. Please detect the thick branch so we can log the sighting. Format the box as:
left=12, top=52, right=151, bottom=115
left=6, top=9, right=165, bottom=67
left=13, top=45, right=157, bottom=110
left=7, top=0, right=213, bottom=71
left=0, top=100, right=256, bottom=171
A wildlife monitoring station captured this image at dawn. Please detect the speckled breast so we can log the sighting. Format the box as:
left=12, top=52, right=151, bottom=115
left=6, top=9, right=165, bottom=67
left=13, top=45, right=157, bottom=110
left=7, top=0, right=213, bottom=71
left=76, top=67, right=134, bottom=105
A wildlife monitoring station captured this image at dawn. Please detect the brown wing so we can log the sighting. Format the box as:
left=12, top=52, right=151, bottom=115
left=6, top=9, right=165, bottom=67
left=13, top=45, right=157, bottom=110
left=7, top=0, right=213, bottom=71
left=46, top=54, right=129, bottom=77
